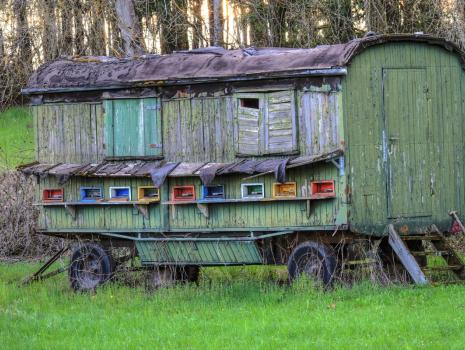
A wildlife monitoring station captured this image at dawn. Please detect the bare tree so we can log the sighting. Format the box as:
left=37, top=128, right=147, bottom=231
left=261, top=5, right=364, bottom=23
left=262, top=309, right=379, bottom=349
left=191, top=0, right=203, bottom=48
left=90, top=0, right=107, bottom=55
left=59, top=0, right=74, bottom=56
left=41, top=0, right=59, bottom=61
left=1, top=0, right=465, bottom=110
left=115, top=0, right=146, bottom=56
left=72, top=0, right=86, bottom=55
left=210, top=0, right=224, bottom=46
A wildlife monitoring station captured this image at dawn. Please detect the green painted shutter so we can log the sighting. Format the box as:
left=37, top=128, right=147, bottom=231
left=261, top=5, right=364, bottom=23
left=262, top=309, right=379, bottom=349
left=104, top=98, right=162, bottom=157
left=236, top=93, right=264, bottom=156
left=264, top=91, right=297, bottom=154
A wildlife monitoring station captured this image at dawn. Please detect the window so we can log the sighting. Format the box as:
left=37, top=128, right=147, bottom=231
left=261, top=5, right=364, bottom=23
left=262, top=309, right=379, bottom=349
left=239, top=98, right=259, bottom=109
left=235, top=91, right=297, bottom=156
left=104, top=98, right=162, bottom=158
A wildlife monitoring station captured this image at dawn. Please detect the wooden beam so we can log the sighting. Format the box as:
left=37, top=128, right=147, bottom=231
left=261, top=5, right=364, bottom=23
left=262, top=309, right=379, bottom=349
left=388, top=224, right=428, bottom=285
left=64, top=204, right=77, bottom=220
left=197, top=203, right=209, bottom=218
left=133, top=204, right=149, bottom=220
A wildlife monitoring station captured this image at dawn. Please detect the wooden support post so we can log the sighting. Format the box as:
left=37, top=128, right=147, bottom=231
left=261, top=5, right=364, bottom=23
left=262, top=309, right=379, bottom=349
left=388, top=224, right=428, bottom=285
left=64, top=204, right=77, bottom=220
left=134, top=204, right=149, bottom=220
left=197, top=203, right=209, bottom=218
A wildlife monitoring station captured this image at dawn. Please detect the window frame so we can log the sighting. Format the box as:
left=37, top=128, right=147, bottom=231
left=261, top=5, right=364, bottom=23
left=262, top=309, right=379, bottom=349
left=235, top=91, right=298, bottom=156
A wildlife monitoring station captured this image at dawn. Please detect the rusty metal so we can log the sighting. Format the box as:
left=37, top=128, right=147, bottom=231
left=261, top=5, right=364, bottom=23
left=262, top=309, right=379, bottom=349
left=22, top=245, right=70, bottom=284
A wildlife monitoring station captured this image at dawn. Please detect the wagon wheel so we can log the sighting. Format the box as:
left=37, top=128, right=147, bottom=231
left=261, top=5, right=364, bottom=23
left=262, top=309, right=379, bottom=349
left=287, top=241, right=337, bottom=288
left=69, top=243, right=114, bottom=292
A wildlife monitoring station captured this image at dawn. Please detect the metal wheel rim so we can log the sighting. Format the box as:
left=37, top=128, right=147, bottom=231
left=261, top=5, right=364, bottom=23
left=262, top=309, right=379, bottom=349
left=295, top=252, right=325, bottom=284
left=75, top=250, right=104, bottom=289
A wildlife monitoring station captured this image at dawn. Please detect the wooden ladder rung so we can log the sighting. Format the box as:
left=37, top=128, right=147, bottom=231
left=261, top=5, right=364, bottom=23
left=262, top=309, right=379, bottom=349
left=411, top=250, right=449, bottom=256
left=400, top=235, right=441, bottom=241
left=422, top=265, right=464, bottom=272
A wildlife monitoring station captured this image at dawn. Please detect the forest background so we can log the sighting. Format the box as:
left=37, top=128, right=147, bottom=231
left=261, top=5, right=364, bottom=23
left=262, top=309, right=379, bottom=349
left=1, top=0, right=465, bottom=110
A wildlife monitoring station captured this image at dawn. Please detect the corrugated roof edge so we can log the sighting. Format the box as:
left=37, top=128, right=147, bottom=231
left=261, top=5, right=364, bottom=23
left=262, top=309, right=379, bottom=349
left=22, top=34, right=465, bottom=95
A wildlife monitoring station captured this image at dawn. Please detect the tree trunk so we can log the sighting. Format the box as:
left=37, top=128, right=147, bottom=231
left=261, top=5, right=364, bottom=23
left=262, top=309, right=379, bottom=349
left=59, top=0, right=74, bottom=55
left=115, top=0, right=146, bottom=56
left=12, top=0, right=32, bottom=68
left=73, top=0, right=86, bottom=55
left=0, top=28, right=4, bottom=61
left=191, top=0, right=203, bottom=49
left=212, top=0, right=223, bottom=46
left=90, top=0, right=107, bottom=56
left=269, top=0, right=286, bottom=46
left=173, top=0, right=189, bottom=50
left=41, top=0, right=59, bottom=60
left=107, top=1, right=124, bottom=56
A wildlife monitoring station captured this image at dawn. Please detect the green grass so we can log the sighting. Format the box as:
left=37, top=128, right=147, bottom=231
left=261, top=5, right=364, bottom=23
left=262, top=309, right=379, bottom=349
left=1, top=263, right=465, bottom=349
left=0, top=106, right=34, bottom=170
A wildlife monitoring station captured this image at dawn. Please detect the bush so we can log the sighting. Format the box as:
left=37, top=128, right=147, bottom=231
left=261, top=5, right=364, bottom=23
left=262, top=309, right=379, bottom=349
left=0, top=171, right=61, bottom=260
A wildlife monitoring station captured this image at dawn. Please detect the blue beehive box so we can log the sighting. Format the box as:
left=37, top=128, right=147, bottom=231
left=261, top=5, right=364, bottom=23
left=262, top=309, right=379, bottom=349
left=80, top=187, right=103, bottom=202
left=201, top=185, right=225, bottom=201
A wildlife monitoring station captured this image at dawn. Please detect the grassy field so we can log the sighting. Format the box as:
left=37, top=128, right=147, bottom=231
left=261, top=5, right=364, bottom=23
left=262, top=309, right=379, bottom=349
left=1, top=263, right=465, bottom=349
left=1, top=108, right=465, bottom=349
left=0, top=106, right=34, bottom=170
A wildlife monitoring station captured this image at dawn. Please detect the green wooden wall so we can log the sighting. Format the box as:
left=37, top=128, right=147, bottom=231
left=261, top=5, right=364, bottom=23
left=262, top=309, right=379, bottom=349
left=33, top=103, right=105, bottom=163
left=344, top=42, right=465, bottom=234
left=32, top=89, right=341, bottom=164
left=37, top=163, right=345, bottom=233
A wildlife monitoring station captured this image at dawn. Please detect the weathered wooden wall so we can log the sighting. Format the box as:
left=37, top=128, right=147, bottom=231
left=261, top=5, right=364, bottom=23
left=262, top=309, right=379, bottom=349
left=34, top=103, right=105, bottom=163
left=299, top=89, right=341, bottom=156
left=345, top=42, right=465, bottom=234
left=37, top=163, right=345, bottom=232
left=32, top=88, right=341, bottom=164
left=162, top=96, right=236, bottom=162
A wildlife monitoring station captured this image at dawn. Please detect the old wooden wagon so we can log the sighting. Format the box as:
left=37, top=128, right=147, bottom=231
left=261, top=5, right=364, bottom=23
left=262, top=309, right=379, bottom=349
left=20, top=34, right=465, bottom=290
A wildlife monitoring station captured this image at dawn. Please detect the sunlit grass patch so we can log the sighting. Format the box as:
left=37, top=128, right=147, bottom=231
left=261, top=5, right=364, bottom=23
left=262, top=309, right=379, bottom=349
left=0, top=106, right=34, bottom=170
left=1, top=262, right=465, bottom=349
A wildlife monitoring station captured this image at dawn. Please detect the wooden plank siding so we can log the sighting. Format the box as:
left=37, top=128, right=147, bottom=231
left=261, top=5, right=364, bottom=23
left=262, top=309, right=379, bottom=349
left=32, top=84, right=344, bottom=234
left=344, top=42, right=465, bottom=234
left=162, top=96, right=236, bottom=162
left=36, top=163, right=345, bottom=232
left=37, top=176, right=162, bottom=231
left=299, top=90, right=341, bottom=156
left=34, top=103, right=105, bottom=163
left=32, top=90, right=341, bottom=163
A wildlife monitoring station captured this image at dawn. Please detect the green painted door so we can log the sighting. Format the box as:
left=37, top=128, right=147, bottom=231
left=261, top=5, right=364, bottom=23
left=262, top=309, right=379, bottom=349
left=383, top=68, right=432, bottom=218
left=104, top=98, right=162, bottom=157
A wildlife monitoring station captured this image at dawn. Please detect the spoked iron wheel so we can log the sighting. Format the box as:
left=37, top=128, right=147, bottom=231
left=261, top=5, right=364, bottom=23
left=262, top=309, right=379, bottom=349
left=287, top=241, right=337, bottom=288
left=69, top=243, right=114, bottom=292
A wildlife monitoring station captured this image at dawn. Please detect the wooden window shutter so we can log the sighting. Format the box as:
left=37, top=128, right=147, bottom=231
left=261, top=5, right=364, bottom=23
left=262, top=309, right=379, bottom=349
left=104, top=98, right=162, bottom=158
left=264, top=91, right=297, bottom=154
left=235, top=93, right=264, bottom=156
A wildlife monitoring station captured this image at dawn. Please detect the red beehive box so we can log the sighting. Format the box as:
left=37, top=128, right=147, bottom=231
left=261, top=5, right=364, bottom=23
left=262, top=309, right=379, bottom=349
left=43, top=188, right=64, bottom=202
left=310, top=180, right=335, bottom=199
left=171, top=186, right=196, bottom=202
